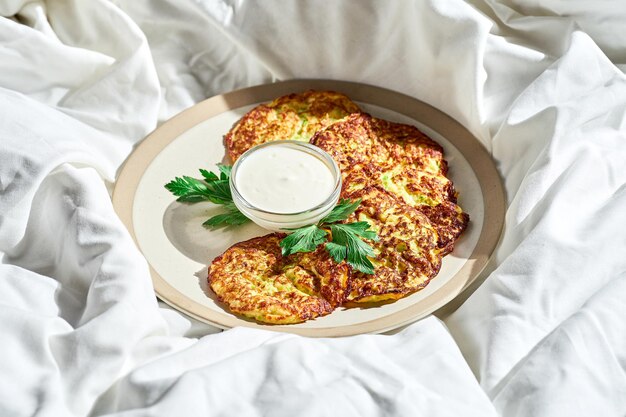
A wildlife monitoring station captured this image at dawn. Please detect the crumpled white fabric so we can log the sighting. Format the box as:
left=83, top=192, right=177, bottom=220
left=1, top=0, right=625, bottom=416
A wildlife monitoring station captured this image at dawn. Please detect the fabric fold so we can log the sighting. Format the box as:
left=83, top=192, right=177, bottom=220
left=1, top=0, right=626, bottom=416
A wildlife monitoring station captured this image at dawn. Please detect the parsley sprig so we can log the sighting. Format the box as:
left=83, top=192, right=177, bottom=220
left=280, top=199, right=379, bottom=274
left=165, top=166, right=379, bottom=274
left=164, top=164, right=250, bottom=227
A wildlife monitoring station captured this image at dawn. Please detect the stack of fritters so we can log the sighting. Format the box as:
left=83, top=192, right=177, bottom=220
left=311, top=113, right=469, bottom=257
left=209, top=90, right=469, bottom=324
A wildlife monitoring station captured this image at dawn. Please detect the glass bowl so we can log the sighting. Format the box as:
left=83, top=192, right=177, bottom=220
left=229, top=141, right=342, bottom=232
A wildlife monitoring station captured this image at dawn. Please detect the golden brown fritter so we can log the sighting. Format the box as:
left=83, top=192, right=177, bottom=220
left=376, top=166, right=469, bottom=254
left=341, top=185, right=441, bottom=303
left=310, top=113, right=445, bottom=176
left=378, top=165, right=455, bottom=206
left=208, top=234, right=350, bottom=324
left=417, top=202, right=469, bottom=255
left=224, top=90, right=361, bottom=162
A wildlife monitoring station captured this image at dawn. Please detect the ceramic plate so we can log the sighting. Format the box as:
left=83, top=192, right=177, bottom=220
left=112, top=80, right=505, bottom=337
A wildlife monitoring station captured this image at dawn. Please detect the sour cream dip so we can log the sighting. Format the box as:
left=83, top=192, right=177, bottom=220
left=230, top=141, right=341, bottom=231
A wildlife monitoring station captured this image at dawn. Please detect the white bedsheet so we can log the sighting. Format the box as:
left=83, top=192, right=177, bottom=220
left=1, top=1, right=625, bottom=415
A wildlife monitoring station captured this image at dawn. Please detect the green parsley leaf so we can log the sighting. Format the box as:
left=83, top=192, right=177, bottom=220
left=279, top=199, right=379, bottom=274
left=202, top=203, right=250, bottom=228
left=204, top=179, right=232, bottom=204
left=327, top=223, right=377, bottom=274
left=165, top=166, right=233, bottom=205
left=217, top=164, right=232, bottom=180
left=324, top=241, right=347, bottom=263
left=165, top=166, right=241, bottom=227
left=319, top=198, right=361, bottom=224
left=199, top=169, right=219, bottom=182
left=164, top=176, right=216, bottom=203
left=279, top=225, right=328, bottom=257
left=335, top=221, right=379, bottom=241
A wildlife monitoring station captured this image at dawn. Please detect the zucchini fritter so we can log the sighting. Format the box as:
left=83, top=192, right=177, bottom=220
left=310, top=113, right=445, bottom=176
left=208, top=234, right=349, bottom=324
left=377, top=166, right=469, bottom=254
left=342, top=185, right=441, bottom=303
left=224, top=90, right=361, bottom=162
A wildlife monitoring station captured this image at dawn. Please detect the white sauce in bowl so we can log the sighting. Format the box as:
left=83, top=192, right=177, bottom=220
left=234, top=145, right=335, bottom=214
